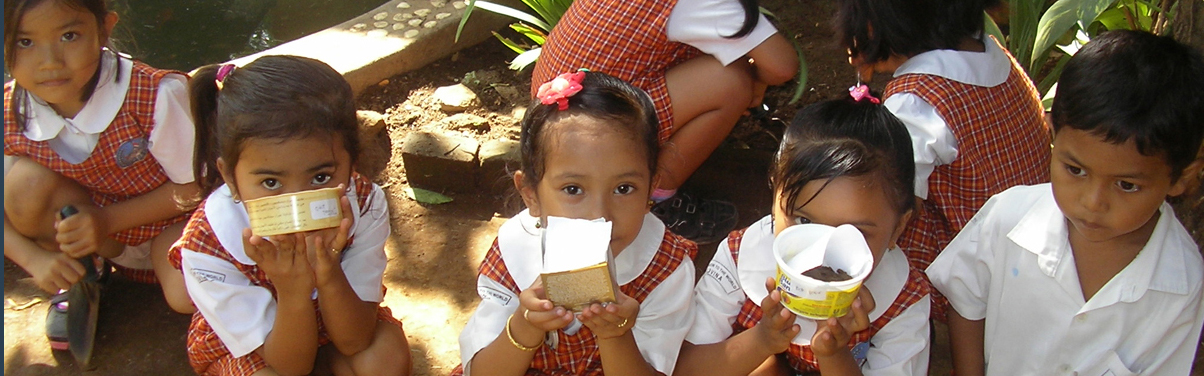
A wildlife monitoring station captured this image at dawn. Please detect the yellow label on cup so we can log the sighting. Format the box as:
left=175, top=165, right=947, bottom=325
left=776, top=267, right=863, bottom=320
left=244, top=187, right=343, bottom=236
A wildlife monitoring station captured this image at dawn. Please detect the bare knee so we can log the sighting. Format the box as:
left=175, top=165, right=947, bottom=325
left=350, top=322, right=411, bottom=376
left=4, top=159, right=90, bottom=239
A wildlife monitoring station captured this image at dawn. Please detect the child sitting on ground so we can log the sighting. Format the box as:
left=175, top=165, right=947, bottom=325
left=533, top=0, right=799, bottom=244
left=677, top=88, right=930, bottom=376
left=927, top=30, right=1204, bottom=375
left=454, top=70, right=697, bottom=376
left=170, top=56, right=411, bottom=376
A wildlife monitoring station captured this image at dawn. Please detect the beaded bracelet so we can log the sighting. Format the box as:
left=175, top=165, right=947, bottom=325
left=506, top=315, right=541, bottom=352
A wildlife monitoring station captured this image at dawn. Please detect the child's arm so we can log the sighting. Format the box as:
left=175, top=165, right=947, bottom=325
left=245, top=231, right=321, bottom=375
left=467, top=279, right=575, bottom=376
left=674, top=278, right=801, bottom=376
left=4, top=214, right=86, bottom=291
left=947, top=309, right=985, bottom=376
left=55, top=182, right=199, bottom=259
left=579, top=291, right=659, bottom=376
left=310, top=195, right=379, bottom=355
left=810, top=288, right=875, bottom=376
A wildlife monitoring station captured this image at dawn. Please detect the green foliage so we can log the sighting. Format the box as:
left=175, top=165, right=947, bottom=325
left=455, top=0, right=569, bottom=71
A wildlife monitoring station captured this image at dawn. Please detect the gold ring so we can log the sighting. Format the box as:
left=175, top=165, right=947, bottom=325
left=523, top=309, right=531, bottom=322
left=618, top=317, right=629, bottom=328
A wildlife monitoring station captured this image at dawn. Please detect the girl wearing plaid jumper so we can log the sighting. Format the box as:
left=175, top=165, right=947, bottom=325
left=532, top=0, right=798, bottom=243
left=678, top=94, right=930, bottom=376
left=835, top=0, right=1051, bottom=321
left=3, top=0, right=197, bottom=314
left=455, top=71, right=697, bottom=376
left=170, top=56, right=410, bottom=376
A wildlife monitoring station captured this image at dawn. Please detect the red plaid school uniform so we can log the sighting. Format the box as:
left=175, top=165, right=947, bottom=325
left=532, top=0, right=702, bottom=143
left=3, top=61, right=190, bottom=248
left=451, top=228, right=698, bottom=376
left=724, top=228, right=930, bottom=373
left=884, top=39, right=1050, bottom=321
left=176, top=173, right=401, bottom=376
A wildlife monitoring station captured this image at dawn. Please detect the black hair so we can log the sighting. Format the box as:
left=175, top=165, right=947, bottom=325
left=1052, top=30, right=1204, bottom=181
left=772, top=93, right=915, bottom=216
left=5, top=0, right=120, bottom=130
left=835, top=0, right=1000, bottom=64
left=190, top=55, right=361, bottom=199
left=519, top=71, right=659, bottom=188
left=727, top=0, right=761, bottom=39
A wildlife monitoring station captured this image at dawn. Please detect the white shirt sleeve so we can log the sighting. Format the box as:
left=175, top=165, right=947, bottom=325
left=665, top=0, right=778, bottom=66
left=459, top=275, right=521, bottom=376
left=147, top=73, right=196, bottom=184
left=685, top=240, right=745, bottom=345
left=862, top=295, right=930, bottom=376
left=339, top=184, right=390, bottom=302
left=926, top=196, right=999, bottom=321
left=631, top=257, right=695, bottom=375
left=883, top=93, right=958, bottom=200
left=181, top=249, right=276, bottom=358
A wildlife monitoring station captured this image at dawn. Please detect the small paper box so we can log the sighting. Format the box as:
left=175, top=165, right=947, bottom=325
left=244, top=187, right=343, bottom=236
left=540, top=216, right=617, bottom=311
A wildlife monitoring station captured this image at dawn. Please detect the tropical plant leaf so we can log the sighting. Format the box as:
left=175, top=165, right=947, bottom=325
left=1096, top=7, right=1131, bottom=30
left=510, top=23, right=547, bottom=45
left=492, top=31, right=529, bottom=54
left=1031, top=0, right=1113, bottom=67
left=787, top=34, right=808, bottom=105
left=473, top=0, right=552, bottom=31
left=454, top=0, right=481, bottom=42
left=1041, top=82, right=1058, bottom=111
left=984, top=12, right=1006, bottom=46
left=1009, top=0, right=1046, bottom=71
left=403, top=187, right=453, bottom=205
left=509, top=48, right=543, bottom=71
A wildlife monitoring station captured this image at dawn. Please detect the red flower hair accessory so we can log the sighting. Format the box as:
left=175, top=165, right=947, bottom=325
left=537, top=71, right=586, bottom=110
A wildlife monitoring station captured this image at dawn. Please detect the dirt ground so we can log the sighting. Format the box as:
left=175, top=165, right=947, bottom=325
left=5, top=0, right=1204, bottom=374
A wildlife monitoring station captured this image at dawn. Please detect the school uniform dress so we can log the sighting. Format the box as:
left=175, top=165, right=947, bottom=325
left=454, top=210, right=697, bottom=376
left=688, top=216, right=930, bottom=375
left=882, top=36, right=1051, bottom=320
left=169, top=173, right=401, bottom=376
left=927, top=184, right=1204, bottom=375
left=3, top=50, right=194, bottom=282
left=532, top=0, right=778, bottom=142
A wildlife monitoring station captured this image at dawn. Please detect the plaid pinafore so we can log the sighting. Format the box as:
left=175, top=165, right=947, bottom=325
left=884, top=37, right=1050, bottom=321
left=174, top=173, right=402, bottom=376
left=532, top=0, right=702, bottom=142
left=451, top=229, right=697, bottom=376
left=3, top=61, right=189, bottom=247
left=725, top=228, right=930, bottom=373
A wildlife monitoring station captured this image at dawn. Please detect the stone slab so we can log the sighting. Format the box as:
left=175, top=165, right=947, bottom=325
left=478, top=138, right=520, bottom=195
left=402, top=130, right=480, bottom=193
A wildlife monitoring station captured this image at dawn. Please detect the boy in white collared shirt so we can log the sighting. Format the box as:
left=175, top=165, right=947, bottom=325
left=927, top=30, right=1204, bottom=375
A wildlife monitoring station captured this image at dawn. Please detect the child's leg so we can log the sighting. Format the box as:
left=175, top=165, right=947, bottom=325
left=150, top=221, right=194, bottom=314
left=326, top=320, right=411, bottom=376
left=660, top=56, right=755, bottom=190
left=4, top=157, right=121, bottom=292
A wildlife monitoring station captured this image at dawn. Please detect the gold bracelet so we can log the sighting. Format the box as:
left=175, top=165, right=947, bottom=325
left=506, top=315, right=541, bottom=352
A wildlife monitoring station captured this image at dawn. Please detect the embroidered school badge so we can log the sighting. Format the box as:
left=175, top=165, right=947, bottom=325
left=115, top=137, right=149, bottom=168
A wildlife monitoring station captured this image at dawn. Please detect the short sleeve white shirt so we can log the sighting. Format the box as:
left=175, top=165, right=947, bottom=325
left=666, top=0, right=778, bottom=66
left=18, top=49, right=195, bottom=183
left=927, top=184, right=1204, bottom=375
left=687, top=215, right=930, bottom=375
left=179, top=180, right=391, bottom=357
left=458, top=210, right=695, bottom=376
left=883, top=36, right=1011, bottom=199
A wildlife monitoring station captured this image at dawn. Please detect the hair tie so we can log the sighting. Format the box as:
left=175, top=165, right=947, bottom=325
left=849, top=84, right=880, bottom=104
left=215, top=64, right=236, bottom=90
left=536, top=70, right=586, bottom=110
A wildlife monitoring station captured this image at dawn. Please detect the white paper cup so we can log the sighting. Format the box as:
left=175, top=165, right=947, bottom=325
left=244, top=187, right=344, bottom=236
left=772, top=224, right=873, bottom=320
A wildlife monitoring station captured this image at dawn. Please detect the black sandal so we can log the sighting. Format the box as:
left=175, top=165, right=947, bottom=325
left=46, top=292, right=70, bottom=351
left=651, top=193, right=739, bottom=245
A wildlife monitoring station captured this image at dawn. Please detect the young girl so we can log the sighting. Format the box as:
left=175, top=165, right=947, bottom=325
left=532, top=0, right=799, bottom=244
left=168, top=55, right=410, bottom=376
left=454, top=71, right=697, bottom=376
left=3, top=0, right=197, bottom=334
left=677, top=90, right=931, bottom=375
left=835, top=0, right=1051, bottom=320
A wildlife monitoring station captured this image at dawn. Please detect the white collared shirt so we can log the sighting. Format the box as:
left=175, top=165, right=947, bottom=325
left=18, top=49, right=195, bottom=183
left=458, top=210, right=695, bottom=375
left=687, top=215, right=930, bottom=375
left=927, top=184, right=1204, bottom=375
left=883, top=36, right=1011, bottom=199
left=178, top=181, right=391, bottom=358
left=666, top=0, right=778, bottom=66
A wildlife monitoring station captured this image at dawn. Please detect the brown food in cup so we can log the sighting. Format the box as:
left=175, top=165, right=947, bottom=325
left=802, top=265, right=852, bottom=282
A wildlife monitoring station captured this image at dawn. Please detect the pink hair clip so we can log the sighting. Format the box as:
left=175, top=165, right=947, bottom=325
left=849, top=84, right=880, bottom=104
left=215, top=64, right=236, bottom=90
left=536, top=71, right=586, bottom=110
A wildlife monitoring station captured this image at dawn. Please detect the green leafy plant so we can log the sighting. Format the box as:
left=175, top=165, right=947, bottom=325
left=455, top=0, right=571, bottom=71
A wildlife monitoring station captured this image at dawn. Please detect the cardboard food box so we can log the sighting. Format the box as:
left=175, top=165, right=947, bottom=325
left=244, top=187, right=343, bottom=236
left=540, top=216, right=617, bottom=311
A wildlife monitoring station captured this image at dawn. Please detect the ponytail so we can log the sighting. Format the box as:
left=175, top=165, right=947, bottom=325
left=188, top=64, right=223, bottom=201
left=726, top=0, right=760, bottom=39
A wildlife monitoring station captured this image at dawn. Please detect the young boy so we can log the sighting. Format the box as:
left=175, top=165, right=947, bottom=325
left=927, top=30, right=1204, bottom=375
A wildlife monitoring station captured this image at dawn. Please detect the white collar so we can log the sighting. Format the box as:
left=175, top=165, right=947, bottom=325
left=497, top=210, right=666, bottom=290
left=206, top=181, right=363, bottom=265
left=23, top=49, right=131, bottom=141
left=892, top=35, right=1010, bottom=87
left=1008, top=185, right=1193, bottom=310
left=735, top=215, right=910, bottom=345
